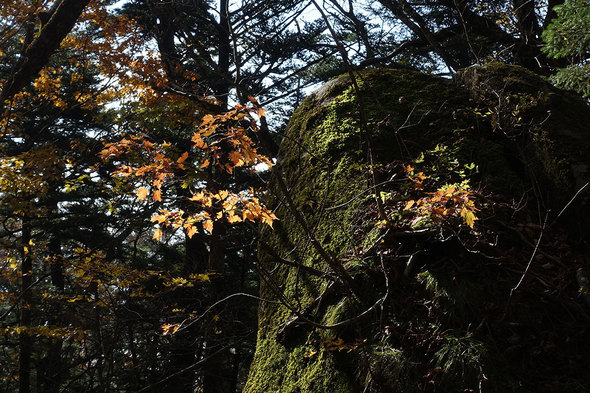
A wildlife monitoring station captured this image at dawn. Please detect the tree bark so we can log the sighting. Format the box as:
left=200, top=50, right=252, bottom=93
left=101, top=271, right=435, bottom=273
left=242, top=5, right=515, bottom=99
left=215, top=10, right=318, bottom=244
left=0, top=0, right=91, bottom=108
left=19, top=219, right=32, bottom=393
left=217, top=0, right=231, bottom=108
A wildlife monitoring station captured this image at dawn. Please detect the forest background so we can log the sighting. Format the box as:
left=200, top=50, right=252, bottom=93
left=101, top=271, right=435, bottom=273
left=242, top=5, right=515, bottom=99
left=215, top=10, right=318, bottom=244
left=0, top=0, right=588, bottom=392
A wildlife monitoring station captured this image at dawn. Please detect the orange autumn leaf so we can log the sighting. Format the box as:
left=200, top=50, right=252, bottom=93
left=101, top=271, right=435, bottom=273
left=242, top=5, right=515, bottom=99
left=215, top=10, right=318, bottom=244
left=136, top=187, right=149, bottom=200
left=189, top=192, right=204, bottom=202
left=227, top=213, right=242, bottom=223
left=151, top=213, right=167, bottom=224
left=203, top=219, right=213, bottom=233
left=177, top=151, right=189, bottom=164
left=416, top=172, right=428, bottom=181
left=153, top=189, right=162, bottom=202
left=187, top=225, right=197, bottom=238
left=192, top=133, right=206, bottom=148
left=229, top=151, right=245, bottom=167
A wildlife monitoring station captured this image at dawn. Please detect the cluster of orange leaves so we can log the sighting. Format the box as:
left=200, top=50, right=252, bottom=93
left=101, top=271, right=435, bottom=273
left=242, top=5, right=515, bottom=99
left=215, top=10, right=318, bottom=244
left=403, top=165, right=479, bottom=229
left=195, top=97, right=271, bottom=173
left=101, top=101, right=277, bottom=241
left=150, top=189, right=275, bottom=241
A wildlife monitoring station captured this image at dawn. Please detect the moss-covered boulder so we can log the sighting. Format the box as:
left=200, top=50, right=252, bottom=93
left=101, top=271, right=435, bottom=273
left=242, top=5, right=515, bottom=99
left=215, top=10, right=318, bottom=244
left=245, top=64, right=590, bottom=393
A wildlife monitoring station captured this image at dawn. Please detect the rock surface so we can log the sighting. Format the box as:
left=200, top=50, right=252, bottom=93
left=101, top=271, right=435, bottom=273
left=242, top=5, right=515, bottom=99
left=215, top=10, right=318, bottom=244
left=245, top=64, right=590, bottom=393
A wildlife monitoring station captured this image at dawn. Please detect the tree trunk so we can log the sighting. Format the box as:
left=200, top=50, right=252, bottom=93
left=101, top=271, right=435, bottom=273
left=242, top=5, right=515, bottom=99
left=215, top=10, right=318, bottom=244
left=19, top=219, right=32, bottom=393
left=217, top=0, right=231, bottom=108
left=0, top=0, right=91, bottom=108
left=38, top=232, right=64, bottom=393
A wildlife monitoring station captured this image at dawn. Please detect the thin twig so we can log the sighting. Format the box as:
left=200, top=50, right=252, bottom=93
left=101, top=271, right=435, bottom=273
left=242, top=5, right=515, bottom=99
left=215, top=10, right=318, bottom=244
left=554, top=182, right=589, bottom=222
left=509, top=212, right=549, bottom=298
left=176, top=292, right=282, bottom=334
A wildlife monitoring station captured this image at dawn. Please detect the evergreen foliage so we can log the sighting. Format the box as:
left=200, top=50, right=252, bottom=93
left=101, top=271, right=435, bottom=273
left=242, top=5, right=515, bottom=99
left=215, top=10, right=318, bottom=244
left=542, top=0, right=590, bottom=96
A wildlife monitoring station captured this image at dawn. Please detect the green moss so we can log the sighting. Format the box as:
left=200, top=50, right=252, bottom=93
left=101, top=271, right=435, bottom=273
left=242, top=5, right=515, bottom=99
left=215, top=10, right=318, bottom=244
left=245, top=338, right=353, bottom=393
left=246, top=65, right=590, bottom=393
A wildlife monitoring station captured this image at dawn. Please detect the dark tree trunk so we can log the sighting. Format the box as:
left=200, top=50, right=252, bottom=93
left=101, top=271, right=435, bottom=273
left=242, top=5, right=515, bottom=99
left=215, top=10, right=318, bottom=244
left=217, top=0, right=231, bottom=108
left=19, top=219, right=32, bottom=393
left=37, top=341, right=63, bottom=393
left=38, top=231, right=64, bottom=393
left=0, top=0, right=91, bottom=108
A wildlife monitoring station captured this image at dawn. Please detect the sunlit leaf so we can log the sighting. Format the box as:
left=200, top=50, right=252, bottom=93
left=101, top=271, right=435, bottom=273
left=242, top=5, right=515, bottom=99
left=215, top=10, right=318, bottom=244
left=136, top=187, right=149, bottom=200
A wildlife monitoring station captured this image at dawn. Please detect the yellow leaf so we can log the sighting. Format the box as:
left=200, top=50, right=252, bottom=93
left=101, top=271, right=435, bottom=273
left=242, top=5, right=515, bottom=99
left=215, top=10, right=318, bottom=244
left=404, top=200, right=415, bottom=210
left=187, top=226, right=197, bottom=238
left=200, top=159, right=210, bottom=168
left=151, top=214, right=167, bottom=224
left=257, top=107, right=266, bottom=118
left=197, top=274, right=210, bottom=282
left=228, top=213, right=242, bottom=223
left=161, top=323, right=180, bottom=335
left=153, top=228, right=163, bottom=241
left=261, top=212, right=277, bottom=227
left=460, top=207, right=478, bottom=228
left=136, top=187, right=149, bottom=200
left=189, top=192, right=204, bottom=202
left=203, top=220, right=213, bottom=233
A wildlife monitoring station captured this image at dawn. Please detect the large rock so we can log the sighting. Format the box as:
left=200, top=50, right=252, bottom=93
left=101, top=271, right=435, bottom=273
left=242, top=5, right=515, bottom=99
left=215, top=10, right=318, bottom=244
left=245, top=64, right=590, bottom=393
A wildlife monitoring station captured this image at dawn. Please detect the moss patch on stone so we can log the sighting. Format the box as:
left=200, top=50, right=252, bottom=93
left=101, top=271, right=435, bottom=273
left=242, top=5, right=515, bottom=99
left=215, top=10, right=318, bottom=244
left=245, top=65, right=590, bottom=393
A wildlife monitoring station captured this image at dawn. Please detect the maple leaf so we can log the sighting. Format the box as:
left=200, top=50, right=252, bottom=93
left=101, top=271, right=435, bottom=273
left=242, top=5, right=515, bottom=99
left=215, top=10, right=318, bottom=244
left=261, top=214, right=275, bottom=227
left=189, top=192, right=204, bottom=202
left=460, top=207, right=478, bottom=228
left=153, top=189, right=162, bottom=202
left=229, top=151, right=245, bottom=167
left=151, top=213, right=167, bottom=224
left=187, top=225, right=197, bottom=238
left=203, top=219, right=213, bottom=233
left=416, top=172, right=428, bottom=181
left=136, top=187, right=149, bottom=200
left=153, top=228, right=163, bottom=241
left=161, top=323, right=180, bottom=335
left=227, top=213, right=242, bottom=223
left=177, top=151, right=189, bottom=164
left=192, top=133, right=206, bottom=148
